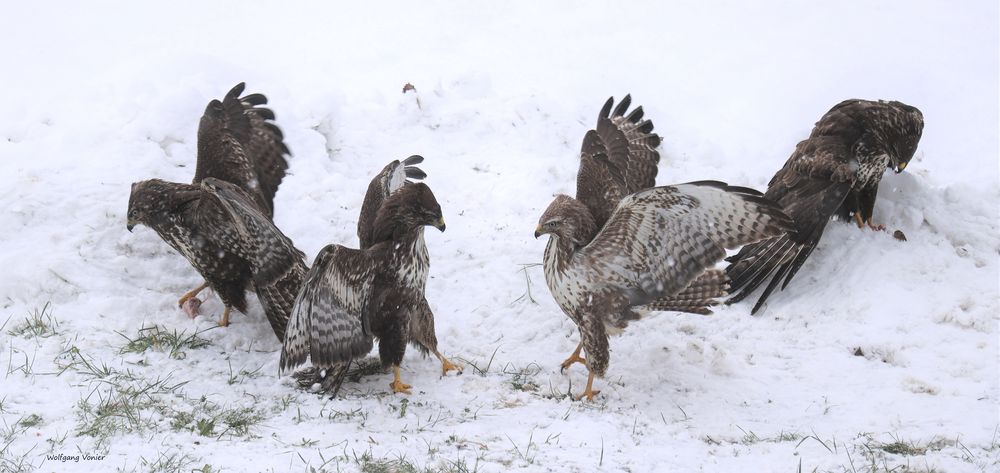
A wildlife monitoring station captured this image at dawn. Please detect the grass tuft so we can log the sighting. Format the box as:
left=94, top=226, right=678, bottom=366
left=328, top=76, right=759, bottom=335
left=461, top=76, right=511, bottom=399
left=6, top=302, right=59, bottom=340
left=117, top=325, right=211, bottom=360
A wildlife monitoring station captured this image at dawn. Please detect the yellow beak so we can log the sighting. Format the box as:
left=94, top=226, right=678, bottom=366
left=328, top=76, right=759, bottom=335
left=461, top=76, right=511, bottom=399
left=435, top=217, right=446, bottom=232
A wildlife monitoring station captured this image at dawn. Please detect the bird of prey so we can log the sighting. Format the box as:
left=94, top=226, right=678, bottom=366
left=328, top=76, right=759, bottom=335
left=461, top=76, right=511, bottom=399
left=725, top=99, right=924, bottom=314
left=127, top=83, right=294, bottom=336
left=280, top=158, right=457, bottom=396
left=534, top=96, right=792, bottom=400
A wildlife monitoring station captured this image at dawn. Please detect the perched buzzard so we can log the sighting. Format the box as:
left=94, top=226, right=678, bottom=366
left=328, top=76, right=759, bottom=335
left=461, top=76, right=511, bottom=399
left=535, top=96, right=792, bottom=400
left=127, top=83, right=293, bottom=335
left=280, top=159, right=455, bottom=395
left=725, top=99, right=924, bottom=314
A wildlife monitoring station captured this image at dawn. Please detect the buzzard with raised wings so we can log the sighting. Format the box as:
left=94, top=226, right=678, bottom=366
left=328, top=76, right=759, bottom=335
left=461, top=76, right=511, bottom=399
left=725, top=99, right=924, bottom=314
left=127, top=83, right=297, bottom=338
left=280, top=157, right=458, bottom=395
left=535, top=96, right=792, bottom=400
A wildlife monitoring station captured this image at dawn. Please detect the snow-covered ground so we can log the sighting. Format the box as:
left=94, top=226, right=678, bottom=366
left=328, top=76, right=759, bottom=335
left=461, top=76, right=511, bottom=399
left=1, top=1, right=997, bottom=472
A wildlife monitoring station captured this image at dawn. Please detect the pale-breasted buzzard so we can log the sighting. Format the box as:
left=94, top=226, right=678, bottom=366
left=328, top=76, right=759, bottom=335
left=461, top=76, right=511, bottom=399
left=725, top=99, right=924, bottom=314
left=280, top=158, right=456, bottom=395
left=127, top=83, right=294, bottom=336
left=535, top=96, right=792, bottom=400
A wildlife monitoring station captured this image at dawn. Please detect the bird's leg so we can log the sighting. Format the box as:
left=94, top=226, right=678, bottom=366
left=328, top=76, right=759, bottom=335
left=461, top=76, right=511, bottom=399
left=432, top=349, right=463, bottom=376
left=218, top=306, right=231, bottom=327
left=389, top=365, right=412, bottom=394
left=178, top=281, right=209, bottom=307
left=560, top=342, right=587, bottom=373
left=853, top=213, right=865, bottom=229
left=575, top=369, right=601, bottom=402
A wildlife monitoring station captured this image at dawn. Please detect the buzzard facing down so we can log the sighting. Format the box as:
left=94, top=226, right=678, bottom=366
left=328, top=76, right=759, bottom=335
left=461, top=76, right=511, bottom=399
left=725, top=99, right=924, bottom=314
left=535, top=96, right=792, bottom=400
left=127, top=83, right=295, bottom=338
left=280, top=158, right=457, bottom=396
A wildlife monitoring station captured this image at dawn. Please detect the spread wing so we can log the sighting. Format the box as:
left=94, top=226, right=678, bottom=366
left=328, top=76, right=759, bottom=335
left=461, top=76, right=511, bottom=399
left=576, top=95, right=662, bottom=229
left=193, top=83, right=290, bottom=217
left=279, top=244, right=378, bottom=374
left=357, top=155, right=426, bottom=249
left=197, top=178, right=307, bottom=339
left=725, top=137, right=857, bottom=314
left=579, top=181, right=792, bottom=307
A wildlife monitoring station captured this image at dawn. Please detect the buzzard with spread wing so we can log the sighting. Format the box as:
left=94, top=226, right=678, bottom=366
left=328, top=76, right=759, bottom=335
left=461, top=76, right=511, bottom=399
left=127, top=83, right=295, bottom=337
left=535, top=96, right=792, bottom=400
left=725, top=99, right=924, bottom=314
left=280, top=158, right=457, bottom=395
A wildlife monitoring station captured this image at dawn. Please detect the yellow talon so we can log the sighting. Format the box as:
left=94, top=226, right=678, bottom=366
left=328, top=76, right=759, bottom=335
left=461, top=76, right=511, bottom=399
left=575, top=371, right=600, bottom=402
left=437, top=354, right=463, bottom=376
left=218, top=306, right=231, bottom=327
left=178, top=281, right=209, bottom=307
left=390, top=366, right=412, bottom=394
left=560, top=342, right=587, bottom=373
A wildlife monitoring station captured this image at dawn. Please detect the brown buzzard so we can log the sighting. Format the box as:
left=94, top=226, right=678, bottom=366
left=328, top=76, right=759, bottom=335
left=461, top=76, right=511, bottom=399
left=280, top=158, right=456, bottom=396
left=535, top=96, right=792, bottom=400
left=725, top=99, right=924, bottom=314
left=127, top=83, right=294, bottom=336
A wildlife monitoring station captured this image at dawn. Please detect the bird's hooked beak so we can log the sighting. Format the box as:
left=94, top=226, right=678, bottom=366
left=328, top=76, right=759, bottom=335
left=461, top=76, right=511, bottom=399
left=435, top=216, right=446, bottom=232
left=127, top=219, right=137, bottom=232
left=894, top=161, right=907, bottom=174
left=534, top=224, right=543, bottom=239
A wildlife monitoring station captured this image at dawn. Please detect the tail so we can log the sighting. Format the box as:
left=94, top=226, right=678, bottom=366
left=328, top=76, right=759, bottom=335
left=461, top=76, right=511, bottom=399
left=644, top=269, right=729, bottom=315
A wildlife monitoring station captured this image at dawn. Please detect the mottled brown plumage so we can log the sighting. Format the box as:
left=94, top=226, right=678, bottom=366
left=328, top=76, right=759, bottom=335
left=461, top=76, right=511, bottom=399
left=725, top=99, right=924, bottom=314
left=127, top=83, right=294, bottom=337
left=536, top=96, right=793, bottom=400
left=281, top=161, right=456, bottom=396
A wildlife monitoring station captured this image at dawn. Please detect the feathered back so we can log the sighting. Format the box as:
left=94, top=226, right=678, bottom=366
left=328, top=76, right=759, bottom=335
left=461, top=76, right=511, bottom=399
left=193, top=83, right=291, bottom=218
left=576, top=95, right=662, bottom=229
left=358, top=156, right=427, bottom=249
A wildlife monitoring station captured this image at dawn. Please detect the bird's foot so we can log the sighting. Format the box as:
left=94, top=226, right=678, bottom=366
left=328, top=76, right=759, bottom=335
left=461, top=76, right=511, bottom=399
left=390, top=366, right=412, bottom=394
left=439, top=357, right=463, bottom=376
left=575, top=371, right=600, bottom=402
left=560, top=344, right=587, bottom=373
left=560, top=354, right=587, bottom=373
left=575, top=387, right=601, bottom=402
left=178, top=282, right=209, bottom=308
left=217, top=306, right=231, bottom=327
left=390, top=379, right=412, bottom=394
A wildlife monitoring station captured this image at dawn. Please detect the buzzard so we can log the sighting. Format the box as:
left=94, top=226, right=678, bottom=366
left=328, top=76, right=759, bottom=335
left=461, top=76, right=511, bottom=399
left=280, top=158, right=457, bottom=396
left=534, top=96, right=792, bottom=400
left=127, top=83, right=294, bottom=336
left=725, top=99, right=924, bottom=314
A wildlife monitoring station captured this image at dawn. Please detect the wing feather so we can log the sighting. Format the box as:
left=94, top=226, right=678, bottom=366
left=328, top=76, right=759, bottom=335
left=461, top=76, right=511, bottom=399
left=580, top=181, right=792, bottom=306
left=725, top=140, right=857, bottom=314
left=280, top=244, right=376, bottom=374
left=576, top=95, right=662, bottom=229
left=193, top=83, right=290, bottom=218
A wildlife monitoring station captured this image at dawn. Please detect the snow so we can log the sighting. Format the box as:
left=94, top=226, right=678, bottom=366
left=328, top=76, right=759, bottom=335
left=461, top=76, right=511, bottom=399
left=1, top=1, right=998, bottom=472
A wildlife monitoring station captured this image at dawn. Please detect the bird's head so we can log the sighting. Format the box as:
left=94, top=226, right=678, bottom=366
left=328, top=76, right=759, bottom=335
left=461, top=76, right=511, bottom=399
left=127, top=179, right=165, bottom=231
left=126, top=179, right=198, bottom=232
left=535, top=195, right=596, bottom=246
left=883, top=101, right=924, bottom=174
left=373, top=182, right=446, bottom=241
